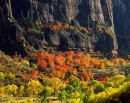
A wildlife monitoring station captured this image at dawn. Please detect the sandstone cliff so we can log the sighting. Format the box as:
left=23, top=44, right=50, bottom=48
left=0, top=0, right=129, bottom=55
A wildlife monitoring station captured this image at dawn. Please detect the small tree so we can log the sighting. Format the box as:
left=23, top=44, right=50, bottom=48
left=58, top=90, right=68, bottom=102
left=26, top=80, right=43, bottom=96
left=40, top=88, right=51, bottom=103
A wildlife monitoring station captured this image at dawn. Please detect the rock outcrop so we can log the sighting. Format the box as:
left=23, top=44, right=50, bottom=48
left=0, top=0, right=129, bottom=55
left=112, top=0, right=130, bottom=49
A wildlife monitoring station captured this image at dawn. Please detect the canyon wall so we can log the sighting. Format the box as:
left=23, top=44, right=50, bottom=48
left=0, top=0, right=129, bottom=55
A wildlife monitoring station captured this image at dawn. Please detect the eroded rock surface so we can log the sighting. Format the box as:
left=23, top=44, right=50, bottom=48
left=0, top=0, right=129, bottom=55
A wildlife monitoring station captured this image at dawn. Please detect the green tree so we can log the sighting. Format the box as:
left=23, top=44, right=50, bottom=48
left=58, top=90, right=68, bottom=102
left=40, top=88, right=51, bottom=103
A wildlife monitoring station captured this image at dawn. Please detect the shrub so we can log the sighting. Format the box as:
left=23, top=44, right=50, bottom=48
left=65, top=79, right=81, bottom=94
left=40, top=87, right=51, bottom=97
left=87, top=80, right=100, bottom=87
left=40, top=88, right=51, bottom=102
left=104, top=82, right=114, bottom=88
left=0, top=87, right=5, bottom=97
left=48, top=78, right=66, bottom=95
left=4, top=84, right=18, bottom=96
left=66, top=98, right=81, bottom=103
left=26, top=80, right=43, bottom=96
left=6, top=72, right=16, bottom=79
left=58, top=90, right=68, bottom=101
left=4, top=97, right=40, bottom=103
left=109, top=75, right=126, bottom=86
left=29, top=69, right=38, bottom=76
left=21, top=59, right=30, bottom=65
left=94, top=83, right=105, bottom=94
left=18, top=86, right=25, bottom=96
left=0, top=72, right=6, bottom=80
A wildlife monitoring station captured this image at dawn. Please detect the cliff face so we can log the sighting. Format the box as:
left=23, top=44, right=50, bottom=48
left=10, top=0, right=114, bottom=26
left=0, top=0, right=129, bottom=55
left=112, top=0, right=130, bottom=50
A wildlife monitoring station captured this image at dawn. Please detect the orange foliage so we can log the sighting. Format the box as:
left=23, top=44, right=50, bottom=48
left=29, top=69, right=38, bottom=76
left=51, top=21, right=62, bottom=30
left=33, top=51, right=129, bottom=82
left=55, top=56, right=64, bottom=65
left=35, top=20, right=42, bottom=25
left=70, top=75, right=76, bottom=80
left=73, top=59, right=81, bottom=65
left=91, top=58, right=100, bottom=67
left=37, top=60, right=47, bottom=70
left=99, top=62, right=105, bottom=69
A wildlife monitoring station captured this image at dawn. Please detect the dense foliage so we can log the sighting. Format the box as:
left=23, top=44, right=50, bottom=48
left=0, top=51, right=130, bottom=103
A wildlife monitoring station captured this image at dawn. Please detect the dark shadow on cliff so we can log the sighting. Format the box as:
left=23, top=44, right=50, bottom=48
left=76, top=0, right=90, bottom=26
left=94, top=32, right=114, bottom=53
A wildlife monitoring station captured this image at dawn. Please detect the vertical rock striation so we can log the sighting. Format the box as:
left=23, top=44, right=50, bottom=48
left=112, top=0, right=130, bottom=49
left=0, top=0, right=129, bottom=55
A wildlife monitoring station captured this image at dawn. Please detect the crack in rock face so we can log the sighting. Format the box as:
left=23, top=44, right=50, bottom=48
left=0, top=0, right=129, bottom=55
